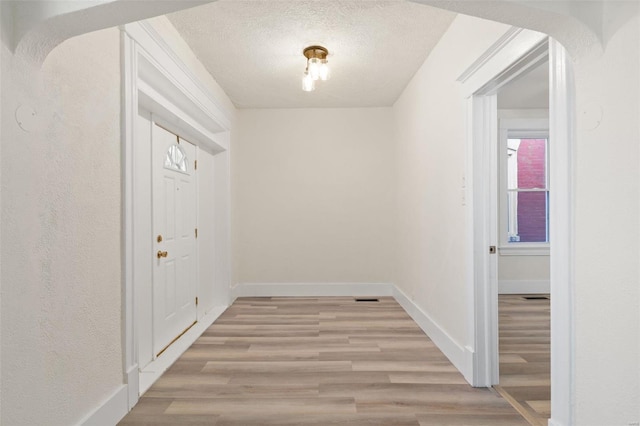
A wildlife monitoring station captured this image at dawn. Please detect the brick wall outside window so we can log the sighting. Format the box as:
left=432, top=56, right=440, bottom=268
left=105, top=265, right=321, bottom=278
left=517, top=139, right=547, bottom=242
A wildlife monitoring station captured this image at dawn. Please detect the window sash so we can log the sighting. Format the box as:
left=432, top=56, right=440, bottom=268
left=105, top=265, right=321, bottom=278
left=499, top=118, right=550, bottom=251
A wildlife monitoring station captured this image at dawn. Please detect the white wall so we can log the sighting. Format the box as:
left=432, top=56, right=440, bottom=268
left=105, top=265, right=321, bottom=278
left=499, top=255, right=549, bottom=281
left=233, top=108, right=395, bottom=286
left=498, top=255, right=550, bottom=294
left=393, top=15, right=511, bottom=349
left=1, top=25, right=123, bottom=425
left=572, top=13, right=639, bottom=425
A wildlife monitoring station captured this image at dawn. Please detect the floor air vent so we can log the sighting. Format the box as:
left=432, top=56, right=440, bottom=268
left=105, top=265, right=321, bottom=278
left=355, top=298, right=380, bottom=302
left=522, top=296, right=550, bottom=300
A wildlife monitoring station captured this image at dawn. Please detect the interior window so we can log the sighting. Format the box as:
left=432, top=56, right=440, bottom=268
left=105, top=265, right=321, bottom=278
left=506, top=137, right=549, bottom=243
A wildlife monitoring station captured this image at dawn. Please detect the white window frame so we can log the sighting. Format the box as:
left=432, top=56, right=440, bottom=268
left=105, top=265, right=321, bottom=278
left=499, top=118, right=550, bottom=255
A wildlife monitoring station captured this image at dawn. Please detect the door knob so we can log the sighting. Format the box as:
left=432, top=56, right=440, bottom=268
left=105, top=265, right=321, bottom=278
left=157, top=250, right=168, bottom=259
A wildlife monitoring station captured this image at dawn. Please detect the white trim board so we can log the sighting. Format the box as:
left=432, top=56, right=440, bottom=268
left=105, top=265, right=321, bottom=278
left=458, top=27, right=574, bottom=425
left=121, top=17, right=233, bottom=418
left=231, top=283, right=394, bottom=300
left=392, top=286, right=470, bottom=380
left=460, top=25, right=552, bottom=388
left=78, top=385, right=128, bottom=426
left=457, top=27, right=523, bottom=84
left=78, top=306, right=227, bottom=426
left=458, top=27, right=548, bottom=98
left=547, top=38, right=576, bottom=426
left=498, top=280, right=550, bottom=294
left=139, top=306, right=227, bottom=395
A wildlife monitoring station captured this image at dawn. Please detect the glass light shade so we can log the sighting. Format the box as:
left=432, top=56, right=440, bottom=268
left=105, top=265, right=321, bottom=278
left=308, top=58, right=321, bottom=80
left=319, top=59, right=330, bottom=81
left=302, top=72, right=315, bottom=92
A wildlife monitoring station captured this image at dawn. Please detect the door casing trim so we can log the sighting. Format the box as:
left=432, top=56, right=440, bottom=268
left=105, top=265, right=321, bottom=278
left=459, top=27, right=575, bottom=426
left=121, top=19, right=233, bottom=410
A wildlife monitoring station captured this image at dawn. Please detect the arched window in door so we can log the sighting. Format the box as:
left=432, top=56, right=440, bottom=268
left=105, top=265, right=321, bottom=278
left=164, top=144, right=188, bottom=173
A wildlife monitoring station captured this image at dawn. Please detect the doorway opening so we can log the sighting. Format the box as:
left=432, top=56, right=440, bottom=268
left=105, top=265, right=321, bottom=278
left=462, top=31, right=575, bottom=426
left=492, top=58, right=551, bottom=423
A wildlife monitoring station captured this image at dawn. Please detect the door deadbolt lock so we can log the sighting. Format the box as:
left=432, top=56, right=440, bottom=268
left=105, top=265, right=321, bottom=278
left=489, top=246, right=497, bottom=254
left=157, top=235, right=163, bottom=243
left=157, top=250, right=168, bottom=259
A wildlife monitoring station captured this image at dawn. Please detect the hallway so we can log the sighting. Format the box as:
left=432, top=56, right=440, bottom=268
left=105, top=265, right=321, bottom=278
left=120, top=297, right=528, bottom=425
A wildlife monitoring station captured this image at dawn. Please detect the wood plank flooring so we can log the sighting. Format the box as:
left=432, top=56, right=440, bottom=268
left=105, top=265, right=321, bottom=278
left=120, top=297, right=529, bottom=426
left=497, top=294, right=551, bottom=426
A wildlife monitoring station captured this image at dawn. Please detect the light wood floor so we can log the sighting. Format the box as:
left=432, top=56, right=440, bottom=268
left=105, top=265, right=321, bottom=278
left=497, top=294, right=551, bottom=426
left=120, top=297, right=529, bottom=426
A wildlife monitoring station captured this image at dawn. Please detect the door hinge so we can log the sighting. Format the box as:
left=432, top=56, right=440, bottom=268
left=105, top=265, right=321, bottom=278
left=195, top=228, right=198, bottom=238
left=194, top=160, right=197, bottom=170
left=195, top=297, right=198, bottom=306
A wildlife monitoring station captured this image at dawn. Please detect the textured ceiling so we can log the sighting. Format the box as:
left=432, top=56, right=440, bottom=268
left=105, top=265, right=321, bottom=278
left=167, top=1, right=456, bottom=108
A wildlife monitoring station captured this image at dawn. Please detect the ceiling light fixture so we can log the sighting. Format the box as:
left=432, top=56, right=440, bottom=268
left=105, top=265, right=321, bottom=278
left=302, top=45, right=330, bottom=92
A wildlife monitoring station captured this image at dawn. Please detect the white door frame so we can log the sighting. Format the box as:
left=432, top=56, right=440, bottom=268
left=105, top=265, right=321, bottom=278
left=460, top=28, right=575, bottom=426
left=121, top=20, right=232, bottom=410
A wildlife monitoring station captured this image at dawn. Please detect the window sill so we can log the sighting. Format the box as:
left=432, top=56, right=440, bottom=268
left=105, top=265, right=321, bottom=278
left=499, top=245, right=550, bottom=256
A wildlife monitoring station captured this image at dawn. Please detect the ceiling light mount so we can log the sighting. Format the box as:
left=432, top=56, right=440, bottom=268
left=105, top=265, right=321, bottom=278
left=302, top=45, right=330, bottom=92
left=303, top=45, right=329, bottom=61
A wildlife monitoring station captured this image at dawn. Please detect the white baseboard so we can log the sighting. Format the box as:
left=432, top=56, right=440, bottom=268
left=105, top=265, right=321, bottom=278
left=463, top=345, right=476, bottom=386
left=139, top=305, right=228, bottom=395
left=126, top=365, right=139, bottom=410
left=231, top=282, right=394, bottom=299
left=499, top=279, right=550, bottom=294
left=392, top=286, right=470, bottom=380
left=79, top=385, right=128, bottom=426
left=78, top=305, right=227, bottom=426
left=547, top=419, right=565, bottom=426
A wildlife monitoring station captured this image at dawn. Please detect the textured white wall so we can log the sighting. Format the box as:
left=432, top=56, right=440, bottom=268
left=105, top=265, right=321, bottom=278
left=233, top=108, right=395, bottom=285
left=572, top=13, right=639, bottom=424
left=1, top=26, right=122, bottom=426
left=393, top=15, right=510, bottom=347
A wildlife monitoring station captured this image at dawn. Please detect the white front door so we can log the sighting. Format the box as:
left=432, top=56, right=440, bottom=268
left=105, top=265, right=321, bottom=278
left=152, top=124, right=197, bottom=357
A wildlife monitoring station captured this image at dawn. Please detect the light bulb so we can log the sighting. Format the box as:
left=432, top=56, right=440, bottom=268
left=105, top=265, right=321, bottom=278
left=319, top=59, right=330, bottom=81
left=308, top=58, right=321, bottom=81
left=302, top=71, right=315, bottom=92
